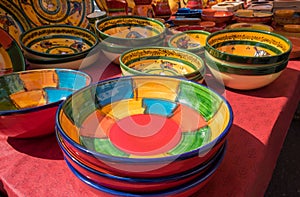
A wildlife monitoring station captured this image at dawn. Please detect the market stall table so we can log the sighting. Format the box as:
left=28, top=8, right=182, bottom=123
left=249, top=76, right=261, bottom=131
left=0, top=53, right=299, bottom=197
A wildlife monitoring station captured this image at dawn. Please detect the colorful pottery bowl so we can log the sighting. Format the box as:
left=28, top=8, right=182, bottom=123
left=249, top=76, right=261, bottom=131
left=0, top=69, right=91, bottom=138
left=119, top=47, right=206, bottom=82
left=0, top=27, right=26, bottom=76
left=205, top=29, right=292, bottom=65
left=234, top=11, right=273, bottom=24
left=95, top=15, right=166, bottom=47
left=167, top=30, right=210, bottom=57
left=56, top=75, right=233, bottom=178
left=19, top=25, right=99, bottom=69
left=201, top=11, right=233, bottom=23
left=226, top=23, right=274, bottom=32
left=64, top=142, right=225, bottom=197
left=205, top=50, right=289, bottom=90
left=57, top=130, right=226, bottom=193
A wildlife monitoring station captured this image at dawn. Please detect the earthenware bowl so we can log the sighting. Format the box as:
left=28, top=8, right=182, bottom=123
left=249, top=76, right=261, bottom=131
left=0, top=27, right=26, bottom=76
left=19, top=25, right=99, bottom=69
left=0, top=69, right=91, bottom=138
left=234, top=11, right=273, bottom=24
left=57, top=130, right=226, bottom=193
left=205, top=29, right=292, bottom=65
left=205, top=50, right=289, bottom=90
left=168, top=30, right=210, bottom=57
left=56, top=75, right=233, bottom=178
left=119, top=47, right=206, bottom=82
left=63, top=141, right=225, bottom=197
left=201, top=11, right=233, bottom=23
left=226, top=23, right=274, bottom=32
left=95, top=15, right=166, bottom=47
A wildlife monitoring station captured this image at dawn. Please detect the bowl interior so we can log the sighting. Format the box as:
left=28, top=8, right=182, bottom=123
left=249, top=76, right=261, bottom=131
left=120, top=47, right=205, bottom=77
left=0, top=69, right=91, bottom=112
left=168, top=30, right=210, bottom=52
left=20, top=25, right=98, bottom=58
left=57, top=76, right=232, bottom=160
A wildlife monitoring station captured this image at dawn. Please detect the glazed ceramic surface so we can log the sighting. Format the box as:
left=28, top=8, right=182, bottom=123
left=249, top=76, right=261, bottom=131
left=0, top=1, right=31, bottom=46
left=226, top=23, right=274, bottom=32
left=96, top=15, right=166, bottom=46
left=0, top=69, right=91, bottom=138
left=168, top=30, right=210, bottom=55
left=20, top=25, right=98, bottom=59
left=0, top=27, right=25, bottom=76
left=56, top=75, right=233, bottom=177
left=205, top=29, right=292, bottom=64
left=12, top=0, right=94, bottom=28
left=119, top=47, right=206, bottom=82
left=234, top=11, right=273, bottom=24
left=201, top=11, right=233, bottom=23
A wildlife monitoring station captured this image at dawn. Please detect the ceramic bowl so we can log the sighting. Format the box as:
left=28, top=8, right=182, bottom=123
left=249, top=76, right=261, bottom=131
left=234, top=11, right=273, bottom=24
left=64, top=142, right=225, bottom=197
left=226, top=23, right=274, bottom=32
left=168, top=30, right=210, bottom=57
left=57, top=130, right=226, bottom=193
left=0, top=69, right=91, bottom=138
left=205, top=29, right=292, bottom=65
left=95, top=15, right=166, bottom=47
left=19, top=25, right=99, bottom=69
left=205, top=50, right=289, bottom=90
left=56, top=75, right=233, bottom=178
left=119, top=47, right=206, bottom=82
left=201, top=11, right=233, bottom=23
left=0, top=27, right=26, bottom=76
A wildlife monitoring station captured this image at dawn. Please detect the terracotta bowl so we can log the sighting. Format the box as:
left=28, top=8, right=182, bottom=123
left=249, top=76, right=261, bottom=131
left=0, top=27, right=26, bottom=76
left=0, top=69, right=91, bottom=138
left=201, top=11, right=233, bottom=23
left=119, top=47, right=206, bottom=82
left=205, top=29, right=292, bottom=65
left=19, top=25, right=99, bottom=69
left=168, top=30, right=210, bottom=57
left=226, top=23, right=274, bottom=32
left=55, top=76, right=233, bottom=178
left=57, top=130, right=226, bottom=193
left=234, top=11, right=273, bottom=24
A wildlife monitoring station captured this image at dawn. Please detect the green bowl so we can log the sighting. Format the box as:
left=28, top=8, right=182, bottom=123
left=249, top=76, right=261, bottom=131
left=119, top=47, right=206, bottom=82
left=95, top=15, right=166, bottom=47
left=205, top=29, right=292, bottom=64
left=168, top=30, right=210, bottom=56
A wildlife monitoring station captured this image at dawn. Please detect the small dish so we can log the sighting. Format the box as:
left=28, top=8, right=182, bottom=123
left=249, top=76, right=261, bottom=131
left=283, top=24, right=300, bottom=33
left=201, top=11, right=233, bottom=23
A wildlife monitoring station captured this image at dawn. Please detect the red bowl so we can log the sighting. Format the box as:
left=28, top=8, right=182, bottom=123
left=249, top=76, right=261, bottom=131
left=201, top=11, right=233, bottom=23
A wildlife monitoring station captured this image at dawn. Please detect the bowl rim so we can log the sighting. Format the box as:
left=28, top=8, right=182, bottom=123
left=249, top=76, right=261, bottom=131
left=19, top=24, right=99, bottom=59
left=167, top=30, right=210, bottom=53
left=205, top=28, right=292, bottom=64
left=95, top=15, right=166, bottom=46
left=55, top=75, right=233, bottom=164
left=0, top=68, right=92, bottom=116
left=119, top=46, right=206, bottom=78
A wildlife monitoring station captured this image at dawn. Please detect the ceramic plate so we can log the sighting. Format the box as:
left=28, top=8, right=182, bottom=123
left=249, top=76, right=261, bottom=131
left=0, top=27, right=25, bottom=76
left=12, top=0, right=94, bottom=28
left=0, top=1, right=31, bottom=46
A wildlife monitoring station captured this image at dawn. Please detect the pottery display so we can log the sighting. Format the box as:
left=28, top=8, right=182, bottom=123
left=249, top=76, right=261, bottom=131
left=56, top=75, right=233, bottom=178
left=19, top=25, right=99, bottom=69
left=12, top=0, right=94, bottom=28
left=0, top=69, right=91, bottom=138
left=0, top=27, right=25, bottom=76
left=119, top=46, right=206, bottom=82
left=0, top=1, right=31, bottom=46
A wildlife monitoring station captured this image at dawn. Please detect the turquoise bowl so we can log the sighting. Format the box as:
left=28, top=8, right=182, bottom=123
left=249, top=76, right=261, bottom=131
left=56, top=75, right=233, bottom=178
left=0, top=69, right=91, bottom=138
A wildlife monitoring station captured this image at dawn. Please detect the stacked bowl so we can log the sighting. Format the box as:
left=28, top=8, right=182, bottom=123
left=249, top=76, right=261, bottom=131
left=56, top=75, right=233, bottom=195
left=205, top=29, right=292, bottom=90
left=95, top=15, right=166, bottom=64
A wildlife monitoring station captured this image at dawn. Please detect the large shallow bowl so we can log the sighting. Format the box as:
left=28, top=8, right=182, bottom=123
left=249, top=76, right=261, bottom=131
left=0, top=69, right=91, bottom=138
left=0, top=27, right=25, bottom=76
left=58, top=130, right=226, bottom=193
left=201, top=11, right=233, bottom=24
left=205, top=29, right=292, bottom=65
left=56, top=75, right=233, bottom=178
left=167, top=30, right=210, bottom=56
left=19, top=25, right=99, bottom=69
left=119, top=47, right=206, bottom=82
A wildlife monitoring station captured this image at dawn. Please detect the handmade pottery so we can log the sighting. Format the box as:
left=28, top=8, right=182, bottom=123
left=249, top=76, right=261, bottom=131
left=234, top=11, right=273, bottom=24
left=119, top=46, right=206, bottom=82
left=226, top=22, right=274, bottom=32
left=12, top=0, right=94, bottom=28
left=201, top=11, right=233, bottom=23
left=0, top=69, right=91, bottom=138
left=0, top=27, right=25, bottom=76
left=56, top=75, right=233, bottom=178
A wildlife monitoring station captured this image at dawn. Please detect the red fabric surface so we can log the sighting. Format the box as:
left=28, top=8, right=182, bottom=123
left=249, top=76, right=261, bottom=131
left=0, top=55, right=299, bottom=197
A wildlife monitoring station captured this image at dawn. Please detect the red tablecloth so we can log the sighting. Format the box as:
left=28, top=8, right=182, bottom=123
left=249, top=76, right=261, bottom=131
left=0, top=56, right=299, bottom=197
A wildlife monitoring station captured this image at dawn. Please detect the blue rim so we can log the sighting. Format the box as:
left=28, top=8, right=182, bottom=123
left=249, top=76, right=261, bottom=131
left=55, top=75, right=233, bottom=164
